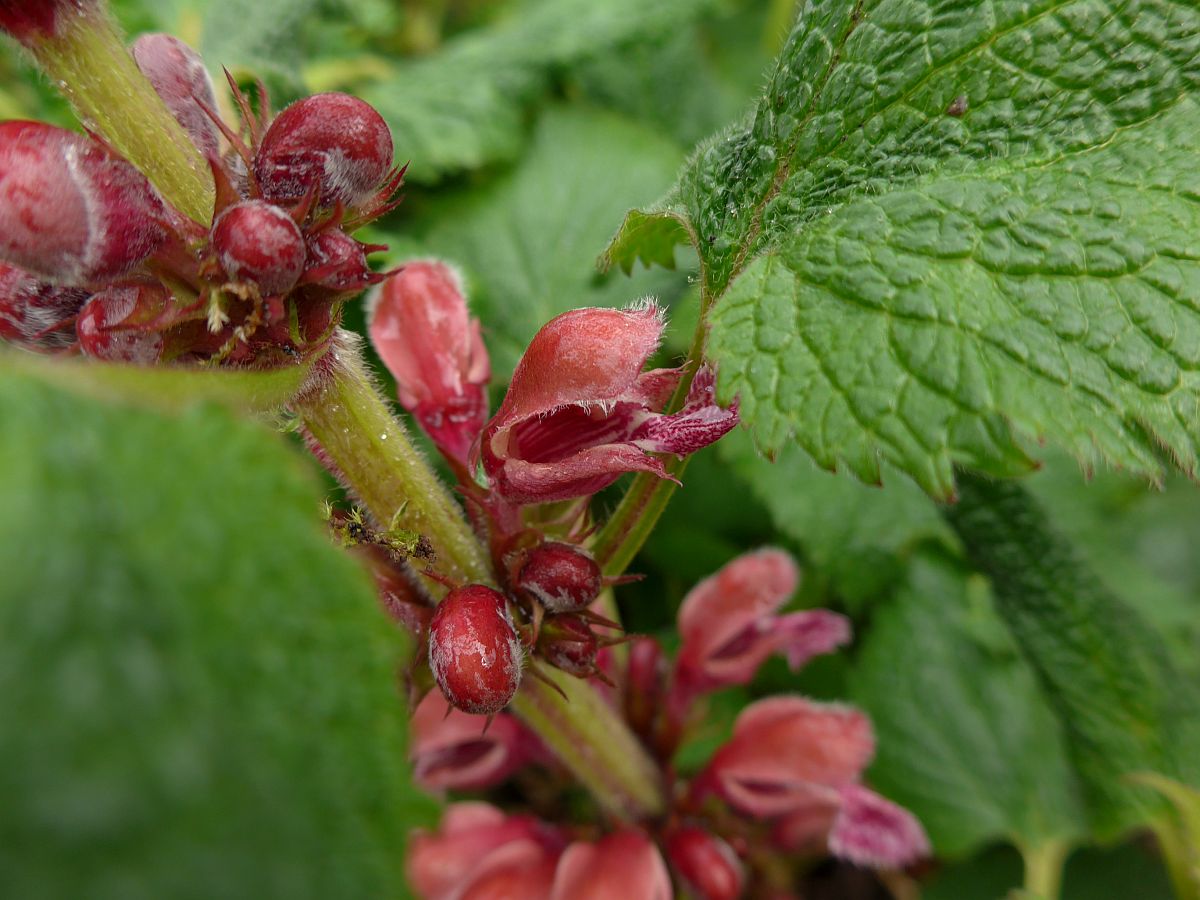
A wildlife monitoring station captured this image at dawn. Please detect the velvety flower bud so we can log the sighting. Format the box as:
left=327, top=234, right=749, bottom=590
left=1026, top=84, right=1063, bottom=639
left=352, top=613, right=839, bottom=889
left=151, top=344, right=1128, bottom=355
left=550, top=830, right=672, bottom=900
left=0, top=0, right=95, bottom=45
left=672, top=549, right=850, bottom=715
left=536, top=614, right=599, bottom=678
left=664, top=826, right=744, bottom=900
left=0, top=262, right=89, bottom=350
left=475, top=303, right=739, bottom=504
left=211, top=200, right=306, bottom=295
left=254, top=92, right=393, bottom=207
left=0, top=121, right=168, bottom=285
left=517, top=541, right=601, bottom=614
left=302, top=228, right=383, bottom=294
left=407, top=803, right=563, bottom=900
left=76, top=285, right=168, bottom=364
left=410, top=691, right=544, bottom=791
left=368, top=260, right=490, bottom=467
left=428, top=584, right=523, bottom=715
left=131, top=34, right=220, bottom=158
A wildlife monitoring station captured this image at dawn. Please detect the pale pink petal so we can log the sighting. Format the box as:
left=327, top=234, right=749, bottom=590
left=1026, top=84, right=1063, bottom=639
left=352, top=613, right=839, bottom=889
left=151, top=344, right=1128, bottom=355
left=410, top=692, right=540, bottom=791
left=773, top=610, right=853, bottom=671
left=705, top=697, right=875, bottom=817
left=770, top=800, right=841, bottom=852
left=828, top=785, right=930, bottom=869
left=490, top=442, right=673, bottom=505
left=550, top=831, right=672, bottom=900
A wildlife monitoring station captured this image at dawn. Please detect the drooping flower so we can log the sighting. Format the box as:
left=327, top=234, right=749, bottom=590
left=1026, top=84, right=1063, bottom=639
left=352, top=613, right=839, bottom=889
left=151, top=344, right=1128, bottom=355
left=671, top=549, right=850, bottom=715
left=406, top=802, right=564, bottom=900
left=409, top=691, right=545, bottom=792
left=700, top=696, right=929, bottom=870
left=474, top=302, right=739, bottom=505
left=550, top=829, right=672, bottom=900
left=368, top=260, right=490, bottom=468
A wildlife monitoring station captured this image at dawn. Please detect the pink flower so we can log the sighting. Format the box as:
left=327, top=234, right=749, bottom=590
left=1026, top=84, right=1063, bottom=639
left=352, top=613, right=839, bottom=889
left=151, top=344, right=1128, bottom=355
left=406, top=802, right=563, bottom=900
left=550, top=830, right=672, bottom=900
left=474, top=302, right=739, bottom=504
left=671, top=549, right=850, bottom=713
left=701, top=696, right=929, bottom=870
left=409, top=691, right=545, bottom=792
left=368, top=260, right=490, bottom=468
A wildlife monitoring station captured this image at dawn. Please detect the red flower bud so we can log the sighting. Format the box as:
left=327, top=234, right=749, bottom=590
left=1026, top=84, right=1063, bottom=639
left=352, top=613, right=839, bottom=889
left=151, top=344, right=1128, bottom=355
left=550, top=830, right=672, bottom=900
left=516, top=541, right=601, bottom=614
left=368, top=260, right=490, bottom=468
left=410, top=691, right=544, bottom=791
left=475, top=303, right=739, bottom=504
left=536, top=614, right=598, bottom=678
left=664, top=826, right=744, bottom=900
left=0, top=121, right=168, bottom=285
left=0, top=0, right=96, bottom=45
left=211, top=200, right=306, bottom=295
left=0, top=262, right=89, bottom=350
left=428, top=585, right=523, bottom=715
left=76, top=285, right=167, bottom=364
left=131, top=34, right=221, bottom=158
left=301, top=228, right=383, bottom=294
left=624, top=637, right=665, bottom=738
left=254, top=93, right=393, bottom=207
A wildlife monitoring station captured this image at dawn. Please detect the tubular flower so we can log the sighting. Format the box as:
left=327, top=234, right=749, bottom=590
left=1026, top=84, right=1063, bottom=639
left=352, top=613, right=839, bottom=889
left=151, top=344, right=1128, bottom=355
left=702, top=696, right=930, bottom=869
left=671, top=549, right=851, bottom=713
left=368, top=260, right=490, bottom=468
left=409, top=691, right=545, bottom=792
left=550, top=830, right=672, bottom=900
left=474, top=302, right=739, bottom=504
left=406, top=802, right=564, bottom=900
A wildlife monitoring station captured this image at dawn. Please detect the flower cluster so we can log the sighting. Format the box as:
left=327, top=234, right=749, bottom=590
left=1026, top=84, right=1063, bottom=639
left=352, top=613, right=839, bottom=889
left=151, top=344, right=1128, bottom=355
left=0, top=32, right=399, bottom=366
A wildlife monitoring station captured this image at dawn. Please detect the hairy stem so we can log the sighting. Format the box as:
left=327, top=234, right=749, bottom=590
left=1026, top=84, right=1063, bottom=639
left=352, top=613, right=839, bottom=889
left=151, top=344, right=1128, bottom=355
left=33, top=8, right=215, bottom=224
left=293, top=334, right=490, bottom=586
left=294, top=335, right=667, bottom=818
left=592, top=289, right=714, bottom=577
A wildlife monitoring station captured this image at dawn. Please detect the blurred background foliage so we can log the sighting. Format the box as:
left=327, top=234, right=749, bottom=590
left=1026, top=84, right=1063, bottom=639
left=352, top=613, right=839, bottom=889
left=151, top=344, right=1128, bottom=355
left=3, top=0, right=1198, bottom=897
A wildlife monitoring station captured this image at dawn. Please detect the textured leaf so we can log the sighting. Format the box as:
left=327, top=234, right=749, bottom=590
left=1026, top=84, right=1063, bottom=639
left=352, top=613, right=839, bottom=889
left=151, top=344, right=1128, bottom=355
left=609, top=0, right=1200, bottom=293
left=850, top=554, right=1086, bottom=858
left=603, top=0, right=1200, bottom=493
left=402, top=107, right=689, bottom=377
left=361, top=0, right=719, bottom=183
left=709, top=99, right=1200, bottom=496
left=719, top=429, right=949, bottom=604
left=945, top=472, right=1200, bottom=839
left=0, top=368, right=434, bottom=899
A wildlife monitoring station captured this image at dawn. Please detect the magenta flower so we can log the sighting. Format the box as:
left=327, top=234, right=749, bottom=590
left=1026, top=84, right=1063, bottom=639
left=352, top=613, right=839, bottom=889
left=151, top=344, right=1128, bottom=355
left=701, top=696, right=930, bottom=869
left=474, top=302, right=739, bottom=504
left=406, top=802, right=564, bottom=900
left=409, top=691, right=545, bottom=792
left=368, top=260, right=490, bottom=468
left=550, top=830, right=672, bottom=900
left=671, top=549, right=850, bottom=714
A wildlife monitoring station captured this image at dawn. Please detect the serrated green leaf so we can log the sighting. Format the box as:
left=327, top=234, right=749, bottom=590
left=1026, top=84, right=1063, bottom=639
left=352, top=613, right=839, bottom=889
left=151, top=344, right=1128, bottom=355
left=359, top=0, right=719, bottom=184
left=609, top=0, right=1200, bottom=294
left=709, top=99, right=1200, bottom=495
left=850, top=554, right=1086, bottom=858
left=0, top=368, right=435, bottom=899
left=400, top=106, right=690, bottom=377
left=945, top=473, right=1200, bottom=840
left=719, top=428, right=950, bottom=604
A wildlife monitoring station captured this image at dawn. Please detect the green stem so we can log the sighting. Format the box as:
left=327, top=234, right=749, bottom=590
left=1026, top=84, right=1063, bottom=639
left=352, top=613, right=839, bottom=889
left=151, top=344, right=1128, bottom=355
left=293, top=334, right=490, bottom=586
left=1020, top=839, right=1069, bottom=900
left=592, top=289, right=714, bottom=577
left=32, top=8, right=215, bottom=224
left=294, top=335, right=667, bottom=819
